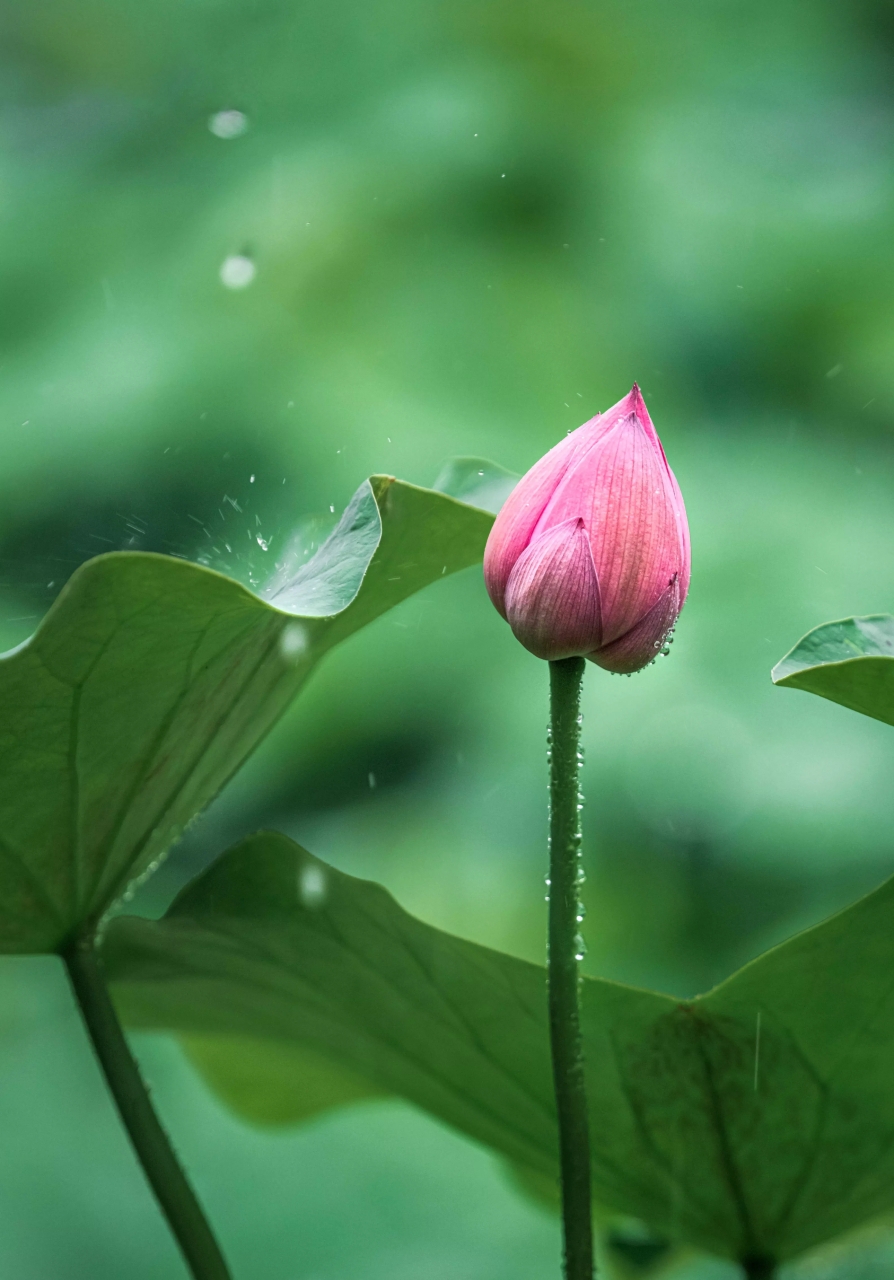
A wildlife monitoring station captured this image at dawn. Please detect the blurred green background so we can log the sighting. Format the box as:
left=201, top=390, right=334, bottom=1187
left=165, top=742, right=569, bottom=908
left=3, top=0, right=894, bottom=1275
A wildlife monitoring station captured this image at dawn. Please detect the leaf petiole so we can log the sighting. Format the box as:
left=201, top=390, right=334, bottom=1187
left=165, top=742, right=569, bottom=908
left=62, top=932, right=232, bottom=1280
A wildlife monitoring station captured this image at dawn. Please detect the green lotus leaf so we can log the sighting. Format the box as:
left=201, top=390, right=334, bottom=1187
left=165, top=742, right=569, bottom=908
left=772, top=614, right=894, bottom=727
left=0, top=474, right=495, bottom=952
left=105, top=830, right=894, bottom=1266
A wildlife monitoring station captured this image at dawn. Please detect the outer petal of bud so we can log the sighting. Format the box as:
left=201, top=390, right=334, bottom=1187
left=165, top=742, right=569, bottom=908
left=482, top=413, right=613, bottom=619
left=588, top=574, right=681, bottom=674
left=483, top=385, right=689, bottom=673
left=504, top=518, right=602, bottom=660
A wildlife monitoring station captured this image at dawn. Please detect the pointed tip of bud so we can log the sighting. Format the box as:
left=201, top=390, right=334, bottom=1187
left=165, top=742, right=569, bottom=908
left=598, top=383, right=655, bottom=439
left=625, top=383, right=654, bottom=431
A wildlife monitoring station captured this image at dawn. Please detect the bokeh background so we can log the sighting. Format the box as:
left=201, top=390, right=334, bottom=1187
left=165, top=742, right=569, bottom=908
left=3, top=0, right=894, bottom=1275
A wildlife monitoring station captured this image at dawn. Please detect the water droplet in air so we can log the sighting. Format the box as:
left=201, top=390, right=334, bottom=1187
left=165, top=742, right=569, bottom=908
left=280, top=622, right=309, bottom=661
left=250, top=474, right=255, bottom=483
left=209, top=109, right=249, bottom=139
left=329, top=505, right=335, bottom=513
left=256, top=535, right=268, bottom=550
left=368, top=772, right=377, bottom=789
left=220, top=255, right=256, bottom=289
left=298, top=863, right=327, bottom=908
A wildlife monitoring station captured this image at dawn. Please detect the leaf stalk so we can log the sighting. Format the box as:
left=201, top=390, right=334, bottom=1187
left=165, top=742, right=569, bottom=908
left=548, top=656, right=594, bottom=1280
left=62, top=932, right=232, bottom=1280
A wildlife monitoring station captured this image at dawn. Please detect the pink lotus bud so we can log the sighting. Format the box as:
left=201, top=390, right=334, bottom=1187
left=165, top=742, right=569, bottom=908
left=483, top=386, right=690, bottom=673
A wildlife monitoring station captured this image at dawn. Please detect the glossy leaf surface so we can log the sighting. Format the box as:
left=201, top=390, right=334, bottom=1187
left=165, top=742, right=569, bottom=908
left=106, top=830, right=894, bottom=1264
left=0, top=476, right=494, bottom=952
left=772, top=614, right=894, bottom=727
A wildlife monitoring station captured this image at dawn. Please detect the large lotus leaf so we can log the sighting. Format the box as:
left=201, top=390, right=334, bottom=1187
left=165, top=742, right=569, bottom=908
left=772, top=614, right=894, bottom=727
left=105, top=830, right=894, bottom=1265
left=182, top=1036, right=386, bottom=1127
left=432, top=456, right=519, bottom=515
left=0, top=473, right=497, bottom=953
left=181, top=1044, right=681, bottom=1280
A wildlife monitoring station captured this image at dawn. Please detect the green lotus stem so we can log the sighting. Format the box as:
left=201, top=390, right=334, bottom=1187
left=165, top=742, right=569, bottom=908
left=548, top=656, right=594, bottom=1280
left=62, top=932, right=232, bottom=1280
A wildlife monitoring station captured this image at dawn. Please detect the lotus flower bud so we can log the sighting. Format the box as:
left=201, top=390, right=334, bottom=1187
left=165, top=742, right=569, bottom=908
left=483, top=386, right=690, bottom=674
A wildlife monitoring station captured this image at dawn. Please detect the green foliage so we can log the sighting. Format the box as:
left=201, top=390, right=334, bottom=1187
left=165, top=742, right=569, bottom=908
left=773, top=615, right=894, bottom=728
left=106, top=828, right=894, bottom=1266
left=183, top=1037, right=385, bottom=1127
left=0, top=475, right=494, bottom=953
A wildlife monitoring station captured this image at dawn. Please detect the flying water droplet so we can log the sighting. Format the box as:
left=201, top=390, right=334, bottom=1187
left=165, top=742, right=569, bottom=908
left=280, top=622, right=309, bottom=661
left=209, top=109, right=249, bottom=139
left=298, top=863, right=327, bottom=908
left=220, top=255, right=256, bottom=289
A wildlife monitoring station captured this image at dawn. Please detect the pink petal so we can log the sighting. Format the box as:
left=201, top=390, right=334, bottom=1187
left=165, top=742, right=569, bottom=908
left=668, top=463, right=691, bottom=602
left=588, top=574, right=681, bottom=674
left=533, top=411, right=682, bottom=643
left=483, top=412, right=614, bottom=617
left=566, top=384, right=690, bottom=604
left=629, top=386, right=691, bottom=600
left=504, top=517, right=603, bottom=660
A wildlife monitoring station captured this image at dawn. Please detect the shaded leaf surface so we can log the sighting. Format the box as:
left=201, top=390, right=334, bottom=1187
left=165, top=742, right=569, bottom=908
left=772, top=614, right=894, bottom=727
left=432, top=457, right=518, bottom=515
left=105, top=831, right=894, bottom=1262
left=182, top=1036, right=385, bottom=1128
left=0, top=476, right=494, bottom=952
